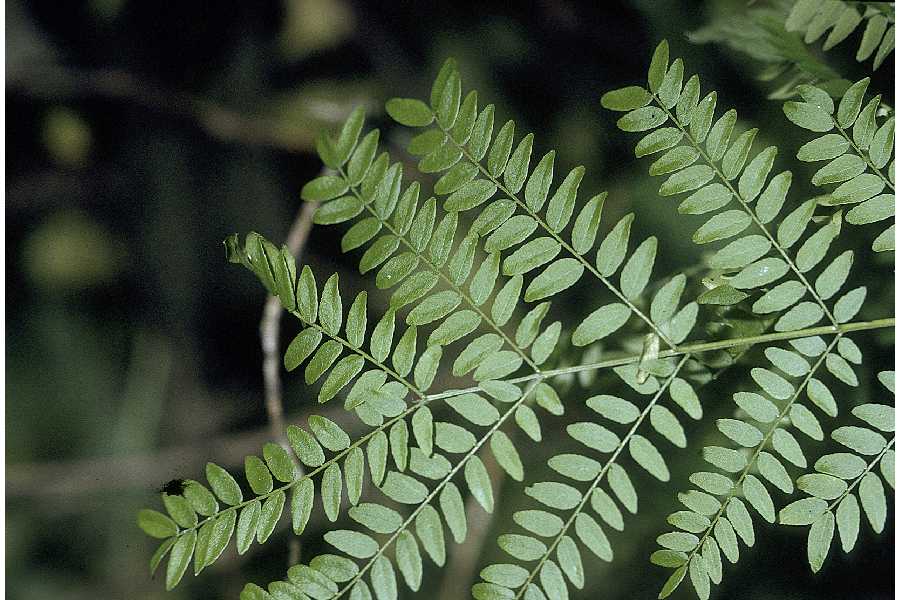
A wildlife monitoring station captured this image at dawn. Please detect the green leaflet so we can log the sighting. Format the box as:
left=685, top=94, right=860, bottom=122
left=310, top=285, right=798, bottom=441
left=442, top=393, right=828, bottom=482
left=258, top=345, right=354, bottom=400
left=446, top=393, right=499, bottom=426
left=618, top=106, right=668, bottom=132
left=705, top=106, right=732, bottom=161
left=722, top=128, right=758, bottom=180
left=660, top=165, right=715, bottom=196
left=602, top=86, right=652, bottom=111
left=406, top=291, right=461, bottom=326
left=752, top=280, right=806, bottom=314
left=709, top=235, right=770, bottom=270
left=524, top=258, right=584, bottom=302
left=756, top=171, right=792, bottom=225
left=545, top=166, right=585, bottom=232
left=503, top=237, right=561, bottom=276
left=780, top=497, right=829, bottom=526
left=415, top=505, right=446, bottom=566
left=485, top=215, right=538, bottom=253
left=807, top=511, right=835, bottom=573
left=728, top=257, right=789, bottom=289
left=309, top=415, right=351, bottom=452
left=737, top=146, right=776, bottom=202
left=492, top=432, right=524, bottom=481
left=648, top=40, right=670, bottom=93
left=636, top=127, right=683, bottom=158
left=698, top=285, right=747, bottom=306
left=812, top=154, right=865, bottom=185
left=653, top=146, right=700, bottom=176
left=678, top=184, right=732, bottom=215
left=837, top=78, right=869, bottom=129
left=703, top=446, right=747, bottom=473
left=692, top=210, right=751, bottom=245
left=445, top=180, right=497, bottom=212
left=505, top=134, right=534, bottom=193
left=166, top=531, right=196, bottom=590
left=386, top=98, right=434, bottom=127
left=571, top=193, right=606, bottom=254
left=596, top=213, right=634, bottom=277
left=572, top=303, right=630, bottom=347
left=797, top=134, right=849, bottom=162
left=783, top=101, right=833, bottom=132
left=620, top=237, right=657, bottom=299
left=138, top=509, right=178, bottom=539
left=630, top=435, right=670, bottom=481
left=488, top=120, right=515, bottom=177
left=466, top=455, right=495, bottom=512
left=301, top=175, right=350, bottom=202
left=846, top=194, right=894, bottom=225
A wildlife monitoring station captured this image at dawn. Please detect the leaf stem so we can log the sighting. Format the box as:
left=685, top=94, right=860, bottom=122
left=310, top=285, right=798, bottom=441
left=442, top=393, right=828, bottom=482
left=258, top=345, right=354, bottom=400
left=671, top=334, right=841, bottom=592
left=166, top=403, right=421, bottom=542
left=332, top=379, right=543, bottom=599
left=513, top=354, right=690, bottom=600
left=650, top=92, right=840, bottom=328
left=337, top=168, right=542, bottom=373
left=424, top=317, right=895, bottom=401
left=831, top=116, right=895, bottom=193
left=436, top=125, right=677, bottom=349
left=826, top=436, right=895, bottom=513
left=158, top=317, right=893, bottom=557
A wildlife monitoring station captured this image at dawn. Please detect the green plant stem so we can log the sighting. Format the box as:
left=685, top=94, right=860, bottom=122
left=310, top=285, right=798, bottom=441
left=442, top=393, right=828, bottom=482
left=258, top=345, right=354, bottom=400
left=436, top=125, right=677, bottom=349
left=337, top=168, right=542, bottom=373
left=298, top=312, right=425, bottom=400
left=256, top=236, right=425, bottom=400
left=166, top=403, right=421, bottom=543
left=832, top=117, right=895, bottom=194
left=160, top=316, right=893, bottom=545
left=826, top=437, right=895, bottom=513
left=513, top=354, right=690, bottom=600
left=673, top=334, right=842, bottom=590
left=332, top=379, right=543, bottom=599
left=650, top=92, right=840, bottom=327
left=424, top=317, right=895, bottom=401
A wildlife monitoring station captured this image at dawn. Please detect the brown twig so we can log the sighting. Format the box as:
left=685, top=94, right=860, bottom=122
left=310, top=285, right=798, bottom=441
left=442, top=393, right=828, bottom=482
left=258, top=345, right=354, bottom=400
left=258, top=200, right=319, bottom=567
left=260, top=201, right=320, bottom=442
left=4, top=403, right=357, bottom=503
left=7, top=419, right=278, bottom=500
left=7, top=63, right=323, bottom=152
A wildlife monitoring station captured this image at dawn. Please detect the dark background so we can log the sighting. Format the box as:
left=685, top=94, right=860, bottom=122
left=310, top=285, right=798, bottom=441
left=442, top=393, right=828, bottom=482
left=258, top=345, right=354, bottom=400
left=6, top=0, right=894, bottom=598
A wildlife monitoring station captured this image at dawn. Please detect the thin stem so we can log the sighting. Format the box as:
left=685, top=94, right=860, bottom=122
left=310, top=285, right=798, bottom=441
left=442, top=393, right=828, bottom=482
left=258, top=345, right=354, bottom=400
left=827, top=437, right=895, bottom=512
left=261, top=201, right=319, bottom=442
left=159, top=316, right=894, bottom=543
left=261, top=199, right=319, bottom=567
left=332, top=379, right=543, bottom=599
left=337, top=168, right=542, bottom=373
left=679, top=335, right=842, bottom=573
left=10, top=64, right=320, bottom=152
left=168, top=402, right=422, bottom=541
left=423, top=317, right=895, bottom=401
left=832, top=117, right=895, bottom=193
left=295, top=313, right=426, bottom=401
left=438, top=432, right=512, bottom=600
left=650, top=92, right=839, bottom=327
left=437, top=127, right=677, bottom=349
left=514, top=354, right=690, bottom=600
left=256, top=239, right=425, bottom=401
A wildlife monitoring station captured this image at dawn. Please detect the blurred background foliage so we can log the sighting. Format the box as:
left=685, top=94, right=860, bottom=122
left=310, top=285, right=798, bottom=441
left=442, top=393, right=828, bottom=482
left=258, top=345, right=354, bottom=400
left=5, top=0, right=894, bottom=598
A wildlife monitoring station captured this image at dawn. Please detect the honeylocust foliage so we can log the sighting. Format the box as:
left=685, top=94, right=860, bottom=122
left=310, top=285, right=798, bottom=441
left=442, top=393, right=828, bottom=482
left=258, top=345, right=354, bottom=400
left=138, top=23, right=893, bottom=600
left=786, top=0, right=895, bottom=71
